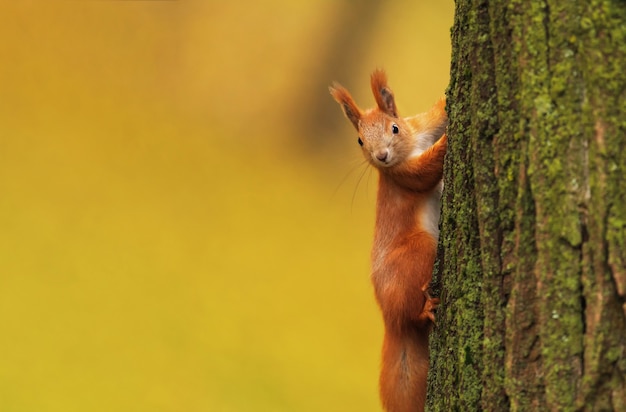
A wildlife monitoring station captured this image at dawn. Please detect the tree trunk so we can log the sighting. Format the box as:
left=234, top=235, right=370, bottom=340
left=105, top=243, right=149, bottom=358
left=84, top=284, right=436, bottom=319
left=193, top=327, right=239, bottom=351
left=428, top=1, right=626, bottom=411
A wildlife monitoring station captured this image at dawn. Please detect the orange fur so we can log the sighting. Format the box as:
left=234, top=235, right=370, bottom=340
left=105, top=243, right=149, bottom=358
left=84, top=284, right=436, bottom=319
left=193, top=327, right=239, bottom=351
left=330, top=70, right=447, bottom=412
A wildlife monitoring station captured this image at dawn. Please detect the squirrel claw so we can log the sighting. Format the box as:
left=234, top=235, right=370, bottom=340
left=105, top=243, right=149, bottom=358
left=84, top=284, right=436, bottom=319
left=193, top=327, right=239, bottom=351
left=424, top=296, right=439, bottom=324
left=418, top=291, right=439, bottom=324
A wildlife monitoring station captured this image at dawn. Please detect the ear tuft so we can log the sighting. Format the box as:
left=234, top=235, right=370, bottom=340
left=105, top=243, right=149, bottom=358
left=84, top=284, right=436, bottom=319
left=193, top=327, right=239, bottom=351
left=370, top=69, right=398, bottom=117
left=329, top=82, right=362, bottom=130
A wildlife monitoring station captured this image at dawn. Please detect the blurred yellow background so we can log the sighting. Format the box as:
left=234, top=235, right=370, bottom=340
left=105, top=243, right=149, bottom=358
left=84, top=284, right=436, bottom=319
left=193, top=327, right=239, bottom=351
left=0, top=1, right=452, bottom=411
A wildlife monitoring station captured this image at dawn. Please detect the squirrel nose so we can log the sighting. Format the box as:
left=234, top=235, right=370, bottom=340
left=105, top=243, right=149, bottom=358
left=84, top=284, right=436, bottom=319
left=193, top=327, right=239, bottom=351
left=375, top=150, right=389, bottom=162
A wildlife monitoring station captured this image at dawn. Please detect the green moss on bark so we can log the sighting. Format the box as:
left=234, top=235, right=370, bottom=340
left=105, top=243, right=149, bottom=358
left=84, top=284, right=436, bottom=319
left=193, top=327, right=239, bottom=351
left=520, top=1, right=586, bottom=410
left=577, top=0, right=626, bottom=409
left=427, top=0, right=484, bottom=410
left=429, top=0, right=626, bottom=410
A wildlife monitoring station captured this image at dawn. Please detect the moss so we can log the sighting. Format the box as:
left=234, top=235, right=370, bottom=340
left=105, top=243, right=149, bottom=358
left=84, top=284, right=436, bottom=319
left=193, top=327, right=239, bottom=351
left=432, top=0, right=626, bottom=410
left=515, top=1, right=590, bottom=408
left=427, top=0, right=481, bottom=410
left=576, top=0, right=626, bottom=407
left=429, top=0, right=500, bottom=410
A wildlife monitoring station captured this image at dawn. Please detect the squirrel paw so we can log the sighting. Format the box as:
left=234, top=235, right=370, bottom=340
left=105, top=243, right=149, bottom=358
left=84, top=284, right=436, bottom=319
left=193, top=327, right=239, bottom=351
left=418, top=288, right=439, bottom=324
left=423, top=296, right=440, bottom=324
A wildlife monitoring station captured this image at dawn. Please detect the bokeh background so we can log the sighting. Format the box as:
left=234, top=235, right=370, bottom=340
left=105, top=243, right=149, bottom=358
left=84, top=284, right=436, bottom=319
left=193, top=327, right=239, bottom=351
left=0, top=1, right=452, bottom=411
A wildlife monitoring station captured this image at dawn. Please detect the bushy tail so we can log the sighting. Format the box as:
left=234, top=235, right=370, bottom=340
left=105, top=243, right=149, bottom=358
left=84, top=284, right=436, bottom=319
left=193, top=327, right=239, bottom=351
left=379, top=326, right=431, bottom=412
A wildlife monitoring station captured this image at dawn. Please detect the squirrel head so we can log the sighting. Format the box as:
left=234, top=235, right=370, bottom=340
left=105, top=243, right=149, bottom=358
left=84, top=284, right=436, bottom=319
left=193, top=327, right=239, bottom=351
left=330, top=69, right=413, bottom=168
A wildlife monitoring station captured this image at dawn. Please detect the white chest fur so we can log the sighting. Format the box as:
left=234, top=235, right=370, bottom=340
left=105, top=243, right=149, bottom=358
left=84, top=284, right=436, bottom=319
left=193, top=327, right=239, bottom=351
left=409, top=131, right=438, bottom=159
left=410, top=131, right=443, bottom=240
left=419, top=181, right=443, bottom=240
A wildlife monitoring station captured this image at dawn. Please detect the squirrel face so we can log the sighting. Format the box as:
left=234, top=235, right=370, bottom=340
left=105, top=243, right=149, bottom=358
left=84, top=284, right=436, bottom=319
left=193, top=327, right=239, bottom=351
left=330, top=69, right=412, bottom=170
left=357, top=110, right=412, bottom=168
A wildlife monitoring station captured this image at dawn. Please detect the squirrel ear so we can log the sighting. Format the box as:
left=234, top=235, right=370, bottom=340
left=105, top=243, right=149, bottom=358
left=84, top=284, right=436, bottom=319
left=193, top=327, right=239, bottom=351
left=329, top=83, right=361, bottom=130
left=371, top=69, right=398, bottom=117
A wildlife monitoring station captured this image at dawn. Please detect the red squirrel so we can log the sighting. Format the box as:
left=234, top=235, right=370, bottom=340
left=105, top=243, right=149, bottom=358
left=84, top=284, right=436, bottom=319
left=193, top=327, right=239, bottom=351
left=330, top=69, right=447, bottom=412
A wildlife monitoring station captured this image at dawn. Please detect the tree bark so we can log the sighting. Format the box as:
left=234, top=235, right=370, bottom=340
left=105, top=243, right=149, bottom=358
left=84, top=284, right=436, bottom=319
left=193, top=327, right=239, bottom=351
left=428, top=1, right=626, bottom=411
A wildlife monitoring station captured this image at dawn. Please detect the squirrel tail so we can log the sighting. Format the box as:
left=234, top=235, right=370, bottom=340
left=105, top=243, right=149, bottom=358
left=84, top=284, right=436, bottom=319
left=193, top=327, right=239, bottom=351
left=379, top=326, right=431, bottom=412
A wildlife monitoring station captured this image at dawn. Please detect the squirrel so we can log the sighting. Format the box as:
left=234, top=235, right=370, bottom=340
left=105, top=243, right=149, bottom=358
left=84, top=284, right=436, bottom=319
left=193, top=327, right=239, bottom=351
left=329, top=69, right=447, bottom=412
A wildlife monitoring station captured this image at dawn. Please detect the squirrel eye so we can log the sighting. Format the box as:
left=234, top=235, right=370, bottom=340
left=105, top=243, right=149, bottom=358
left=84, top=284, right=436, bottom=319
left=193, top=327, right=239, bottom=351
left=357, top=137, right=364, bottom=146
left=392, top=124, right=399, bottom=134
